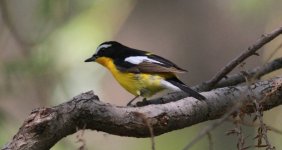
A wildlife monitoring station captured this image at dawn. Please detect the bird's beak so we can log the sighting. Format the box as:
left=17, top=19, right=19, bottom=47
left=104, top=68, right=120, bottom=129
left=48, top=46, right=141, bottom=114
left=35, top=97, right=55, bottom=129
left=85, top=55, right=98, bottom=62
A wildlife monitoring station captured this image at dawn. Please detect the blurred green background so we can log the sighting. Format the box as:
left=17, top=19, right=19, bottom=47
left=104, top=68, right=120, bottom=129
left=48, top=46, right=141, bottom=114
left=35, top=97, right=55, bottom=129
left=0, top=0, right=282, bottom=149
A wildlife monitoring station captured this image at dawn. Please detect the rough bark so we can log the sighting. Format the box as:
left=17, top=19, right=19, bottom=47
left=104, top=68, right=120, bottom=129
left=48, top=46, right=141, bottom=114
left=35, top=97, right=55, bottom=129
left=3, top=77, right=282, bottom=150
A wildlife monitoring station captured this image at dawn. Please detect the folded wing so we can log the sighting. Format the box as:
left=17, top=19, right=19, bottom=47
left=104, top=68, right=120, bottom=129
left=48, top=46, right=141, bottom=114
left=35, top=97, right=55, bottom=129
left=116, top=54, right=187, bottom=73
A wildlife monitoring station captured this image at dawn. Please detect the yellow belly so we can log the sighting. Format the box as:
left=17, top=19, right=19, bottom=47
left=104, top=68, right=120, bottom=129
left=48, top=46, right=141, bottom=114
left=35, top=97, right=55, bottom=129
left=115, top=72, right=166, bottom=97
left=95, top=57, right=170, bottom=97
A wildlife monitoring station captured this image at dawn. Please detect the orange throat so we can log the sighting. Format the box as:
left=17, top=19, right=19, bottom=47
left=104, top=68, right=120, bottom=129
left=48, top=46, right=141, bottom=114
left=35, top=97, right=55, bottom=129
left=95, top=57, right=113, bottom=68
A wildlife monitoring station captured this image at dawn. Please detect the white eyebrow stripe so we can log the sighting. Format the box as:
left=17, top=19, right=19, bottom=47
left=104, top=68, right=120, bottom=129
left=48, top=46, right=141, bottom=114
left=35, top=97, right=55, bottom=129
left=124, top=56, right=163, bottom=65
left=96, top=44, right=112, bottom=52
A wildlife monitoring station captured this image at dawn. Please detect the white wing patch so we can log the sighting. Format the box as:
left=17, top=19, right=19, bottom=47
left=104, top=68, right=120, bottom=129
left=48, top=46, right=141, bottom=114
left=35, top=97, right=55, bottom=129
left=96, top=44, right=112, bottom=53
left=161, top=80, right=181, bottom=91
left=124, top=56, right=163, bottom=65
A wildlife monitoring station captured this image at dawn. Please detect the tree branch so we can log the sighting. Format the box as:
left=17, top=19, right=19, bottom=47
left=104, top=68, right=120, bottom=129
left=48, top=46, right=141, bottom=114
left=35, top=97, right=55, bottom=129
left=210, top=57, right=282, bottom=89
left=136, top=26, right=282, bottom=106
left=136, top=57, right=282, bottom=106
left=0, top=0, right=34, bottom=52
left=198, top=26, right=282, bottom=91
left=3, top=77, right=282, bottom=150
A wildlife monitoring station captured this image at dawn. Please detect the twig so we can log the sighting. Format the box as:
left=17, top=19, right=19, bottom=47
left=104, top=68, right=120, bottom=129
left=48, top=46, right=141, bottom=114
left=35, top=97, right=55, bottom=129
left=235, top=121, right=245, bottom=150
left=265, top=42, right=282, bottom=62
left=207, top=132, right=213, bottom=150
left=198, top=26, right=282, bottom=91
left=132, top=112, right=155, bottom=150
left=245, top=70, right=275, bottom=150
left=214, top=57, right=282, bottom=89
left=226, top=115, right=249, bottom=150
left=76, top=125, right=86, bottom=150
left=0, top=0, right=32, bottom=54
left=252, top=98, right=275, bottom=150
left=0, top=0, right=72, bottom=55
left=235, top=62, right=249, bottom=150
left=182, top=104, right=240, bottom=150
left=231, top=119, right=282, bottom=135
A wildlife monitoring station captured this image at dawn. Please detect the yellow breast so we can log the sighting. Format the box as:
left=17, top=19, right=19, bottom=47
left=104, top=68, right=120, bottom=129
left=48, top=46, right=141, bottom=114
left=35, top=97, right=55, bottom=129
left=95, top=57, right=167, bottom=97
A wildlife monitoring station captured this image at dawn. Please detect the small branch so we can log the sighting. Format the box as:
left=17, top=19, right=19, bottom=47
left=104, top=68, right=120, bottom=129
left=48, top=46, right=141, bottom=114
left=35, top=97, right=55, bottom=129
left=232, top=119, right=282, bottom=135
left=198, top=26, right=282, bottom=91
left=139, top=26, right=282, bottom=106
left=0, top=0, right=72, bottom=55
left=132, top=112, right=155, bottom=150
left=265, top=42, right=282, bottom=61
left=234, top=120, right=247, bottom=150
left=251, top=91, right=275, bottom=149
left=182, top=104, right=240, bottom=150
left=3, top=77, right=282, bottom=150
left=0, top=0, right=34, bottom=51
left=76, top=127, right=86, bottom=150
left=212, top=57, right=282, bottom=89
left=207, top=132, right=213, bottom=150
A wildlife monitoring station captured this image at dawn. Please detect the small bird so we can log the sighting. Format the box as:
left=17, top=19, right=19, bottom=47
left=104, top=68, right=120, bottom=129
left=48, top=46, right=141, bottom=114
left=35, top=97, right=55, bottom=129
left=85, top=41, right=206, bottom=105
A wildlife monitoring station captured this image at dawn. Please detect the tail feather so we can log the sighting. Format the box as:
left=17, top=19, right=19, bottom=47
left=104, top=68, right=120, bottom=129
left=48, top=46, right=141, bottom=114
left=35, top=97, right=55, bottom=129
left=164, top=78, right=206, bottom=100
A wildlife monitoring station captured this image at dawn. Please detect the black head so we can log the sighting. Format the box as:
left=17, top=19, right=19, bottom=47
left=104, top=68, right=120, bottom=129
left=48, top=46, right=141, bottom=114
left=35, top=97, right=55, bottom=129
left=85, top=41, right=126, bottom=62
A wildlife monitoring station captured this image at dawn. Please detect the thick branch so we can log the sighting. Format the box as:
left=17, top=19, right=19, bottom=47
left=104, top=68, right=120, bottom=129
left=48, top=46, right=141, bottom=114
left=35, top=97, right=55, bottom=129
left=3, top=77, right=282, bottom=150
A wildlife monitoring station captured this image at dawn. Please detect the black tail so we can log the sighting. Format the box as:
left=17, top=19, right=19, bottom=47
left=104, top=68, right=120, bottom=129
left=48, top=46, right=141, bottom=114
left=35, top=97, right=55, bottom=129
left=166, top=78, right=206, bottom=100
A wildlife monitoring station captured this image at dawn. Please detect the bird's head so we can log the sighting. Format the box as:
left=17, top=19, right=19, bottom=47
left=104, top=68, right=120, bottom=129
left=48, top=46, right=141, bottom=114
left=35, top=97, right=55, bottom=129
left=85, top=41, right=124, bottom=63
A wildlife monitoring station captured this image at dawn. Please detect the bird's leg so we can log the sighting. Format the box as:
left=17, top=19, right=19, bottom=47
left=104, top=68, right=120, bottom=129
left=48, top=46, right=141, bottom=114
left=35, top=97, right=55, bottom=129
left=127, top=95, right=140, bottom=106
left=142, top=98, right=147, bottom=102
left=140, top=98, right=150, bottom=105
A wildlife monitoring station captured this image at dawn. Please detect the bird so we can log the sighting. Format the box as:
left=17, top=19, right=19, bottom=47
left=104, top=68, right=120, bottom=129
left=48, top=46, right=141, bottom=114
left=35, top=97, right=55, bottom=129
left=85, top=41, right=206, bottom=106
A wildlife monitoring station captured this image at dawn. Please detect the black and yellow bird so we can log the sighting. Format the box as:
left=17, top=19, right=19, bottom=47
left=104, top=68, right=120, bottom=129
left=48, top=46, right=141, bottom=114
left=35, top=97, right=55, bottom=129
left=85, top=41, right=206, bottom=105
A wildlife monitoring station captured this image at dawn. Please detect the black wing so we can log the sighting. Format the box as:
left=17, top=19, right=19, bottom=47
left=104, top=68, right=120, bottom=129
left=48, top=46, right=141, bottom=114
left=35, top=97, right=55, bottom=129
left=115, top=53, right=187, bottom=73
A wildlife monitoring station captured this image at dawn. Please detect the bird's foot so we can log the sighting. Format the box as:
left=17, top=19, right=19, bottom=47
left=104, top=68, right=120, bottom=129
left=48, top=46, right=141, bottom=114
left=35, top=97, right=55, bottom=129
left=126, top=96, right=140, bottom=106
